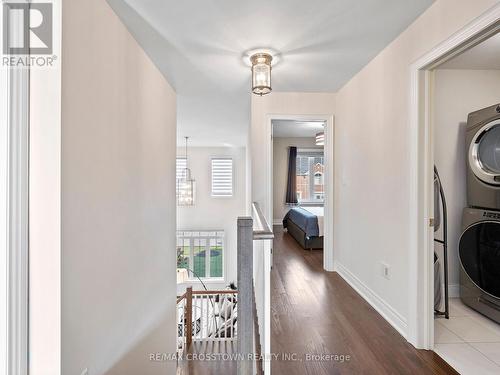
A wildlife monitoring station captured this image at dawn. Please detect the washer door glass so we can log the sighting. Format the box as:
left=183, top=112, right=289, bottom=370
left=459, top=222, right=500, bottom=299
left=478, top=124, right=500, bottom=174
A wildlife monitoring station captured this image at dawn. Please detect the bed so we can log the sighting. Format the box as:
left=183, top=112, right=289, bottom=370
left=283, top=206, right=324, bottom=250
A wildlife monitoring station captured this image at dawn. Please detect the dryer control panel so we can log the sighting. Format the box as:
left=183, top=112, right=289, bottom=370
left=483, top=211, right=500, bottom=220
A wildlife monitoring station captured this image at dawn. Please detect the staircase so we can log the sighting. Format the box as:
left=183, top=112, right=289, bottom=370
left=177, top=288, right=238, bottom=354
left=176, top=202, right=273, bottom=375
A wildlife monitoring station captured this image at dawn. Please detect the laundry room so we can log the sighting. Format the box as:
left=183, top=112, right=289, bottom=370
left=432, top=31, right=500, bottom=372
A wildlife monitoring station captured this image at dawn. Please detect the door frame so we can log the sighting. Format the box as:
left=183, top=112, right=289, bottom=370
left=266, top=114, right=335, bottom=271
left=1, top=1, right=31, bottom=373
left=408, top=3, right=500, bottom=349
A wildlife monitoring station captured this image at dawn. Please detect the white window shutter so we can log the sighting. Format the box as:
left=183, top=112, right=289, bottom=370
left=211, top=158, right=233, bottom=197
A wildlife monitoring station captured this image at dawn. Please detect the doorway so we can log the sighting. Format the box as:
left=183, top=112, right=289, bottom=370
left=1, top=47, right=30, bottom=375
left=410, top=3, right=500, bottom=371
left=267, top=115, right=334, bottom=271
left=431, top=31, right=500, bottom=373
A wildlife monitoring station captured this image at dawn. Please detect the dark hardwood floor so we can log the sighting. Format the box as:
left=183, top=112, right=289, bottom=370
left=177, top=226, right=457, bottom=375
left=176, top=341, right=237, bottom=375
left=271, top=225, right=457, bottom=375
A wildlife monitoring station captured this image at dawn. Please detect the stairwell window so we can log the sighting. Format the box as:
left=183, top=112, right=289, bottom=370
left=177, top=231, right=224, bottom=279
left=211, top=158, right=233, bottom=197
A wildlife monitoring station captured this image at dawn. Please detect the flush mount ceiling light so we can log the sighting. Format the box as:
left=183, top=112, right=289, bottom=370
left=250, top=52, right=273, bottom=96
left=315, top=132, right=325, bottom=146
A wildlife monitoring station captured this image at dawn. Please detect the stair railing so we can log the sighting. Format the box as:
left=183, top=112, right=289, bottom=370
left=237, top=202, right=273, bottom=375
left=177, top=287, right=239, bottom=356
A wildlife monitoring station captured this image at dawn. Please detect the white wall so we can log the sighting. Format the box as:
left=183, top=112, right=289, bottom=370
left=333, top=0, right=499, bottom=338
left=61, top=1, right=177, bottom=374
left=29, top=0, right=62, bottom=373
left=433, top=69, right=500, bottom=296
left=272, top=137, right=321, bottom=222
left=0, top=66, right=6, bottom=375
left=177, top=146, right=246, bottom=290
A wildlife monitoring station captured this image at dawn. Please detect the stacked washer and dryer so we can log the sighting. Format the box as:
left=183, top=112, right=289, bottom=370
left=460, top=103, right=500, bottom=324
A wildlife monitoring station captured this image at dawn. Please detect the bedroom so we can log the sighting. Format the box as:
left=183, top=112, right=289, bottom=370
left=272, top=119, right=327, bottom=257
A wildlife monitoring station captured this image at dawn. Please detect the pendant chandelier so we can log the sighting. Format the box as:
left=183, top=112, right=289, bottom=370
left=250, top=52, right=273, bottom=96
left=177, top=137, right=195, bottom=206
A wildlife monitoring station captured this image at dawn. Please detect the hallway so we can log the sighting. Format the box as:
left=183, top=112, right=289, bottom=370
left=271, top=226, right=457, bottom=375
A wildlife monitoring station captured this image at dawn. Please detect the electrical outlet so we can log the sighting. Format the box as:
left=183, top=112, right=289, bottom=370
left=81, top=368, right=88, bottom=375
left=381, top=262, right=391, bottom=280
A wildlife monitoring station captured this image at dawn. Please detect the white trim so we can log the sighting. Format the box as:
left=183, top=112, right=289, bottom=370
left=177, top=230, right=226, bottom=281
left=335, top=262, right=408, bottom=339
left=7, top=68, right=29, bottom=375
left=7, top=64, right=30, bottom=375
left=296, top=148, right=323, bottom=153
left=1, top=2, right=30, bottom=373
left=267, top=114, right=335, bottom=271
left=272, top=219, right=282, bottom=226
left=295, top=202, right=324, bottom=206
left=408, top=3, right=500, bottom=350
left=262, top=239, right=272, bottom=375
left=0, top=60, right=8, bottom=375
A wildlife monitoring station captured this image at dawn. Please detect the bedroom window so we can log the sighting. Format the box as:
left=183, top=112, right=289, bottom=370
left=176, top=231, right=224, bottom=279
left=211, top=158, right=233, bottom=197
left=296, top=150, right=324, bottom=203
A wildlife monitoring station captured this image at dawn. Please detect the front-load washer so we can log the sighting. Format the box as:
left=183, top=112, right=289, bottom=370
left=466, top=103, right=500, bottom=210
left=459, top=207, right=500, bottom=323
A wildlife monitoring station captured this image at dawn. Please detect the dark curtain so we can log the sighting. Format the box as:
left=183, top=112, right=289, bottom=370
left=285, top=146, right=298, bottom=204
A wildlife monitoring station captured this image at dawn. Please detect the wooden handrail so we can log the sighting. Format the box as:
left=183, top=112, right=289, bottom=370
left=177, top=290, right=238, bottom=304
left=192, top=290, right=238, bottom=295
left=176, top=293, right=186, bottom=304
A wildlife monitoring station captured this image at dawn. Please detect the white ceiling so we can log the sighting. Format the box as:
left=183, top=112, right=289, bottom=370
left=439, top=32, right=500, bottom=70
left=272, top=120, right=325, bottom=138
left=108, top=0, right=434, bottom=146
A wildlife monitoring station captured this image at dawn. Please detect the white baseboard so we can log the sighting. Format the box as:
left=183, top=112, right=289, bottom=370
left=444, top=283, right=460, bottom=298
left=273, top=219, right=282, bottom=226
left=335, top=262, right=408, bottom=339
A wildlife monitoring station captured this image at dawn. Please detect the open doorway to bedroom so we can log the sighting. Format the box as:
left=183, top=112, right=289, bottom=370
left=271, top=119, right=329, bottom=266
left=272, top=120, right=326, bottom=251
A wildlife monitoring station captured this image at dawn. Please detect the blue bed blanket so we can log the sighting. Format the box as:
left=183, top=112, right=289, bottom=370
left=283, top=207, right=319, bottom=237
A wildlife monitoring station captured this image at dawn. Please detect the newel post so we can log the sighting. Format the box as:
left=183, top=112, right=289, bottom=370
left=186, top=286, right=193, bottom=347
left=237, top=216, right=254, bottom=375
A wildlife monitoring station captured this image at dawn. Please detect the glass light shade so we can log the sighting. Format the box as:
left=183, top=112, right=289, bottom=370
left=251, top=53, right=272, bottom=96
left=316, top=132, right=325, bottom=146
left=177, top=170, right=195, bottom=206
